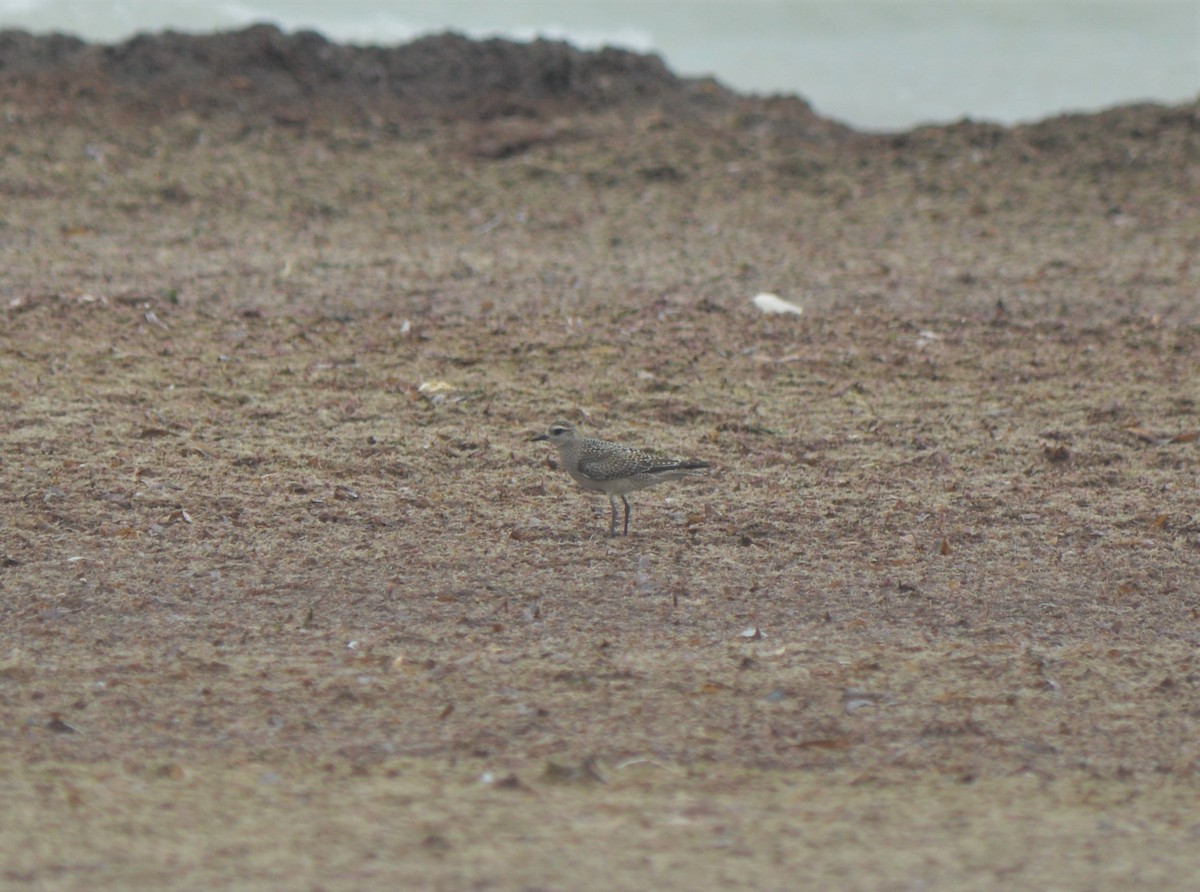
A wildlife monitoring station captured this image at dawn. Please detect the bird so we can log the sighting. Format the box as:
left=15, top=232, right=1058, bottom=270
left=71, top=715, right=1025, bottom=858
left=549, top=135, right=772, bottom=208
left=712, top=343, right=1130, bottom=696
left=532, top=420, right=710, bottom=536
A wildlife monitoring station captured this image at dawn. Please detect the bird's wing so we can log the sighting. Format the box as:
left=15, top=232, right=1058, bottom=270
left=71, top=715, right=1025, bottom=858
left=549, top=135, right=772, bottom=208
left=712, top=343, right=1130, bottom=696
left=577, top=456, right=708, bottom=480
left=575, top=456, right=624, bottom=481
left=642, top=461, right=692, bottom=474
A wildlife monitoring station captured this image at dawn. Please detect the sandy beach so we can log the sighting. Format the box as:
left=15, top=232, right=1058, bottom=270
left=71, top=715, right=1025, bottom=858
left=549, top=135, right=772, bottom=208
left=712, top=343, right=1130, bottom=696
left=2, top=26, right=1199, bottom=890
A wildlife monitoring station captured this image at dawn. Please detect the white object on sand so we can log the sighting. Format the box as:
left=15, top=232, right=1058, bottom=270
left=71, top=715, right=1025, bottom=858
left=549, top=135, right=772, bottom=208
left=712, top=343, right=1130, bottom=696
left=752, top=293, right=804, bottom=316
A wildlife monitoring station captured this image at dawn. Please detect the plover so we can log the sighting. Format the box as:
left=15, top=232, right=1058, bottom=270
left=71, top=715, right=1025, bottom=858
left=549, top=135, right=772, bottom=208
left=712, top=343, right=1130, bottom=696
left=533, top=420, right=710, bottom=535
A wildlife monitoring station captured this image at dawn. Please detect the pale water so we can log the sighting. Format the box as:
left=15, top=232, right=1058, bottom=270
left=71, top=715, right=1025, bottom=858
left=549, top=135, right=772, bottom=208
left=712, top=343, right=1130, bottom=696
left=0, top=0, right=1196, bottom=131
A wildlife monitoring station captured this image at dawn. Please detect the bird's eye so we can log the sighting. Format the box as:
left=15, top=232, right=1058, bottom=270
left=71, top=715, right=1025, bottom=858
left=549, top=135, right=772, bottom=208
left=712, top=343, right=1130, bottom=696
left=551, top=426, right=566, bottom=435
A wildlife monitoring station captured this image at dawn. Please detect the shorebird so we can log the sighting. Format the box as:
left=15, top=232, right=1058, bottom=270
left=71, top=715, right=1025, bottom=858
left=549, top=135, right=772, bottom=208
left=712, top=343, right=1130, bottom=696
left=532, top=420, right=710, bottom=536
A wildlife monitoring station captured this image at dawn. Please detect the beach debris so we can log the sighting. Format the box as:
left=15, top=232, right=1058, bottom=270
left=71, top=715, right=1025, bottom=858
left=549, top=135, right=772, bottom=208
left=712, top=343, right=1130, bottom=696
left=1122, top=425, right=1199, bottom=446
left=915, top=329, right=942, bottom=348
left=47, top=714, right=79, bottom=734
left=842, top=689, right=886, bottom=715
left=418, top=380, right=458, bottom=404
left=144, top=309, right=170, bottom=330
left=751, top=292, right=804, bottom=316
left=1043, top=443, right=1071, bottom=463
left=543, top=757, right=606, bottom=785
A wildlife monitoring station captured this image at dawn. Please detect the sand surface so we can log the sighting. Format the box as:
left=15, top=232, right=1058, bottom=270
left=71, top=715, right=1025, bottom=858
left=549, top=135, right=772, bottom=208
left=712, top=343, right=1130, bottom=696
left=2, top=26, right=1200, bottom=891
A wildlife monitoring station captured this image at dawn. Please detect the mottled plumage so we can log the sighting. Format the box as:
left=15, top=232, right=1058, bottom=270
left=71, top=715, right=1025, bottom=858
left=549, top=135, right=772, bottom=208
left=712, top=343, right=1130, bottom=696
left=533, top=420, right=710, bottom=535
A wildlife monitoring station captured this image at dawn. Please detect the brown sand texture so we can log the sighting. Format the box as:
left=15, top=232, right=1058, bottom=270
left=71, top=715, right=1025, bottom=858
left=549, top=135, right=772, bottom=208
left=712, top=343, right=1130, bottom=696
left=2, top=25, right=1199, bottom=891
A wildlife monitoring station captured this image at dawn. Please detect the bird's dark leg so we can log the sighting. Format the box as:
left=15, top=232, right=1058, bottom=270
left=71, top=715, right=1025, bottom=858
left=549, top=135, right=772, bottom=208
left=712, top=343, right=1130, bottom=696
left=608, top=494, right=619, bottom=536
left=621, top=495, right=631, bottom=536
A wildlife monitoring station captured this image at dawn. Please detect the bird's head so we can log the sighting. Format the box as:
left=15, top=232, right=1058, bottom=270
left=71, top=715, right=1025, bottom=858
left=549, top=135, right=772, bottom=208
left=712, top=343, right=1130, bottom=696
left=532, top=420, right=577, bottom=445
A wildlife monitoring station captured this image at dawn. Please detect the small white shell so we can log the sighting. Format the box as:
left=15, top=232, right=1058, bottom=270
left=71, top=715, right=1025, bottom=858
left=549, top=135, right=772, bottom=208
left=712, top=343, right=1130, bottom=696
left=751, top=293, right=804, bottom=316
